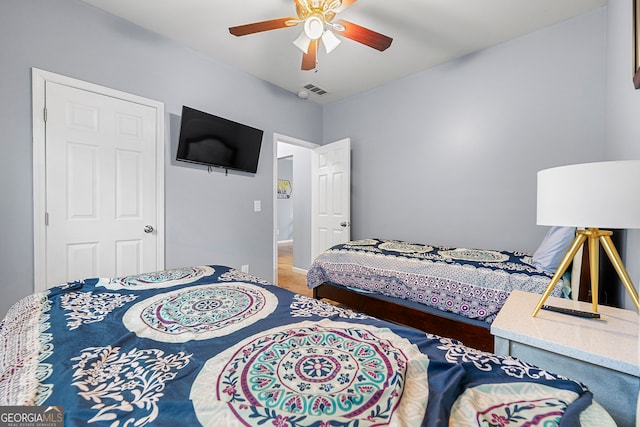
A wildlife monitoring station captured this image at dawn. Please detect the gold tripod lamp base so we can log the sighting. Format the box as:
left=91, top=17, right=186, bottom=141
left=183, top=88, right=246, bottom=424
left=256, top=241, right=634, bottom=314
left=532, top=228, right=640, bottom=317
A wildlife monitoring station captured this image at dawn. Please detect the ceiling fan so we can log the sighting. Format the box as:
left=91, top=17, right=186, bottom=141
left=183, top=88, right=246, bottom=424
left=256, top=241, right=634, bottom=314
left=229, top=0, right=393, bottom=70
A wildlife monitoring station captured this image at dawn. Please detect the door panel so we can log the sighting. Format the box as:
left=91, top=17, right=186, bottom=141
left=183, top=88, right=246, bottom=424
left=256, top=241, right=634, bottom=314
left=115, top=149, right=142, bottom=218
left=116, top=240, right=142, bottom=277
left=45, top=81, right=159, bottom=287
left=67, top=142, right=98, bottom=219
left=66, top=242, right=98, bottom=281
left=332, top=171, right=344, bottom=214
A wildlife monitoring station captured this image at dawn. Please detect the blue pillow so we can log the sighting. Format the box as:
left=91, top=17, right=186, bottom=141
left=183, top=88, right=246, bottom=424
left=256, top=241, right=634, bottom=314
left=532, top=226, right=577, bottom=273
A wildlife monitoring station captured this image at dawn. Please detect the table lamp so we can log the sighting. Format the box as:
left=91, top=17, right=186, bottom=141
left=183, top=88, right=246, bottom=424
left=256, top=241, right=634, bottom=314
left=532, top=160, right=640, bottom=316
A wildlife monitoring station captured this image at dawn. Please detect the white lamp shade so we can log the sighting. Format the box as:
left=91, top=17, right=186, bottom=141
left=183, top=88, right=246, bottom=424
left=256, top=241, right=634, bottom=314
left=537, top=160, right=640, bottom=229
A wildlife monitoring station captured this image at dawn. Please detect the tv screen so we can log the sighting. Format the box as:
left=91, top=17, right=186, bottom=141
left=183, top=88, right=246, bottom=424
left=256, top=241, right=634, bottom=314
left=176, top=106, right=264, bottom=173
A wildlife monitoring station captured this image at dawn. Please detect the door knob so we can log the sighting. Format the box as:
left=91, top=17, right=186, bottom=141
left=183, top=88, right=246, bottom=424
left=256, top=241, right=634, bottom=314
left=144, top=225, right=154, bottom=233
left=340, top=221, right=351, bottom=228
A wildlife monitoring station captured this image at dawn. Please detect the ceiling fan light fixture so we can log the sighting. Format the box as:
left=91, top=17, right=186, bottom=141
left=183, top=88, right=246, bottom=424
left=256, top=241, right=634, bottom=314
left=293, top=30, right=312, bottom=53
left=321, top=30, right=341, bottom=53
left=229, top=0, right=393, bottom=71
left=304, top=15, right=324, bottom=40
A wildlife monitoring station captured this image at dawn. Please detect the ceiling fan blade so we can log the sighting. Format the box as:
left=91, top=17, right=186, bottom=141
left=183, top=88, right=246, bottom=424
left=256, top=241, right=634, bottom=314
left=333, top=0, right=357, bottom=13
left=229, top=17, right=297, bottom=36
left=301, top=40, right=317, bottom=70
left=336, top=19, right=392, bottom=51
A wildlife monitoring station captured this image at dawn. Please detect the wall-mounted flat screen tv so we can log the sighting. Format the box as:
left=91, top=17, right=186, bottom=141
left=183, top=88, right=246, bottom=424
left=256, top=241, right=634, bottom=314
left=176, top=106, right=264, bottom=173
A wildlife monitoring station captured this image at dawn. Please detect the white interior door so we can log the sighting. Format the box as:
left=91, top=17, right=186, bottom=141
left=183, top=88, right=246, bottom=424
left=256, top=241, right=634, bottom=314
left=311, top=138, right=351, bottom=260
left=33, top=70, right=165, bottom=290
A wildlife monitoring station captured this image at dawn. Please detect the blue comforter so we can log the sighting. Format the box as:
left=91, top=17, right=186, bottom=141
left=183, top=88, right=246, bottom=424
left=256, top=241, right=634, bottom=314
left=0, top=265, right=610, bottom=426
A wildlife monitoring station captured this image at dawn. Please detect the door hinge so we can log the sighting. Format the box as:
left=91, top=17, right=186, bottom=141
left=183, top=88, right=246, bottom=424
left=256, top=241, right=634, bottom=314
left=43, top=107, right=47, bottom=122
left=45, top=212, right=49, bottom=226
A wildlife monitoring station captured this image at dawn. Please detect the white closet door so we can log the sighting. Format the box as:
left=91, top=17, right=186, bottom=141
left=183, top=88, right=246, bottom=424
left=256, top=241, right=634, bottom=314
left=44, top=81, right=160, bottom=287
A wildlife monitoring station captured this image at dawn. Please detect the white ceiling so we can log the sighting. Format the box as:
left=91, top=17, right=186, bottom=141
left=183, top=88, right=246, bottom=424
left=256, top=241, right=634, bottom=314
left=80, top=0, right=607, bottom=104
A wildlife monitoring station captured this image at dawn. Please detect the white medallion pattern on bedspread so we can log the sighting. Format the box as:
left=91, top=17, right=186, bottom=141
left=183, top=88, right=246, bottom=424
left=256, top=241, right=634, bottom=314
left=97, top=265, right=216, bottom=290
left=123, top=282, right=277, bottom=342
left=190, top=319, right=430, bottom=426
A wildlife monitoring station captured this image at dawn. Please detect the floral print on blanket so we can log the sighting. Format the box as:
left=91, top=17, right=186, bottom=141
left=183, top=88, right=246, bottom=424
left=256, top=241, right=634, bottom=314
left=61, top=292, right=138, bottom=330
left=71, top=346, right=191, bottom=426
left=289, top=294, right=371, bottom=319
left=431, top=335, right=578, bottom=384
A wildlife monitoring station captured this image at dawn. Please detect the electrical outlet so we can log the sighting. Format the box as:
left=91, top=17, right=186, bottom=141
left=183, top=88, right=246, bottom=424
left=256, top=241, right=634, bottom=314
left=254, top=200, right=261, bottom=212
left=241, top=264, right=249, bottom=273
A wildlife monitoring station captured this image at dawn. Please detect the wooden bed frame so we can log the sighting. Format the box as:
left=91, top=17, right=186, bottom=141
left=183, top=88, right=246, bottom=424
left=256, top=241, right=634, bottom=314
left=312, top=237, right=621, bottom=353
left=313, top=283, right=495, bottom=351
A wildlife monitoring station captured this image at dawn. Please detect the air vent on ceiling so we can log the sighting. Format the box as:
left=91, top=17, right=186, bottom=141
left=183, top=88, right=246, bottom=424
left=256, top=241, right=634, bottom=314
left=303, top=83, right=328, bottom=96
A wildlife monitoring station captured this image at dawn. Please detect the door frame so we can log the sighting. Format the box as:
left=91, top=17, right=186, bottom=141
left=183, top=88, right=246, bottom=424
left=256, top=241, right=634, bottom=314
left=272, top=133, right=318, bottom=284
left=32, top=68, right=166, bottom=292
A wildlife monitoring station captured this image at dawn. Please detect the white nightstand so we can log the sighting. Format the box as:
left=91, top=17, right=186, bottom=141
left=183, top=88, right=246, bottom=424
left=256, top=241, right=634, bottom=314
left=491, top=290, right=639, bottom=427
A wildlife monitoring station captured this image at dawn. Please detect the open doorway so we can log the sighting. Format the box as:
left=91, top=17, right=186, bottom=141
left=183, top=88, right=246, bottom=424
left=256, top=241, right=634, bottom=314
left=273, top=134, right=317, bottom=296
left=276, top=156, right=305, bottom=294
left=273, top=134, right=351, bottom=295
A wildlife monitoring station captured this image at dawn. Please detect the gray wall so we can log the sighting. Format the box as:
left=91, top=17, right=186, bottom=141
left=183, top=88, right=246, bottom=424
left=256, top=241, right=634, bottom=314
left=277, top=157, right=294, bottom=242
left=604, top=0, right=640, bottom=309
left=0, top=0, right=322, bottom=317
left=323, top=9, right=606, bottom=254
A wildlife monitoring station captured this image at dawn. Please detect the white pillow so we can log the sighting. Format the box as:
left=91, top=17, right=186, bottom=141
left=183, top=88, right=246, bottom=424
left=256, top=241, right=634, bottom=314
left=532, top=226, right=577, bottom=273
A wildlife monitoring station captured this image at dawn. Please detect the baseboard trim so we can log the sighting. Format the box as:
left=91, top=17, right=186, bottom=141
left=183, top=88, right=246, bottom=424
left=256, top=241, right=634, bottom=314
left=292, top=266, right=308, bottom=275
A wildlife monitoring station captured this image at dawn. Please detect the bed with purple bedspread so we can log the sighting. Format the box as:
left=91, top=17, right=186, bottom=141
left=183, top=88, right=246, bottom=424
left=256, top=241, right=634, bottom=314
left=307, top=238, right=564, bottom=323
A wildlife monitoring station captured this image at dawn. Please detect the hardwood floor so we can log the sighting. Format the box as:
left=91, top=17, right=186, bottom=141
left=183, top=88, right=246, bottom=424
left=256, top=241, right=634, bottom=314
left=277, top=241, right=312, bottom=297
